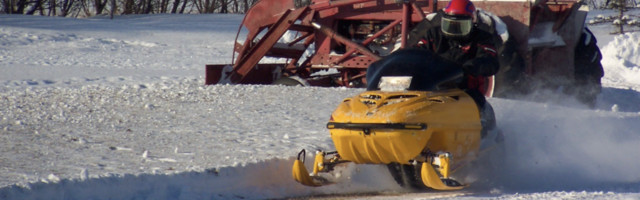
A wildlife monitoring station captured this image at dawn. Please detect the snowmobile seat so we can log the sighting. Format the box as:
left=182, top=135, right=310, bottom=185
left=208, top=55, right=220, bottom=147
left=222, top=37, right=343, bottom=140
left=366, top=48, right=464, bottom=92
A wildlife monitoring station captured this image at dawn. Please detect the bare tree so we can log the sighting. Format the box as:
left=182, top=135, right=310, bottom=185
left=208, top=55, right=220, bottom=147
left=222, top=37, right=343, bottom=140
left=178, top=0, right=187, bottom=13
left=25, top=0, right=43, bottom=15
left=49, top=0, right=57, bottom=15
left=609, top=0, right=627, bottom=34
left=59, top=0, right=76, bottom=16
left=219, top=0, right=226, bottom=13
left=194, top=0, right=215, bottom=13
left=232, top=0, right=237, bottom=13
left=142, top=0, right=152, bottom=13
left=159, top=0, right=168, bottom=13
left=2, top=0, right=29, bottom=14
left=122, top=0, right=134, bottom=14
left=109, top=0, right=115, bottom=18
left=617, top=0, right=625, bottom=34
left=2, top=0, right=258, bottom=16
left=170, top=0, right=180, bottom=13
left=242, top=0, right=257, bottom=13
left=608, top=0, right=638, bottom=8
left=94, top=0, right=107, bottom=14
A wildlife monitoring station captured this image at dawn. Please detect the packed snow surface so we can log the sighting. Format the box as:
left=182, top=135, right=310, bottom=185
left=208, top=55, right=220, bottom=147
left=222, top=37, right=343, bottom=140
left=1, top=12, right=640, bottom=199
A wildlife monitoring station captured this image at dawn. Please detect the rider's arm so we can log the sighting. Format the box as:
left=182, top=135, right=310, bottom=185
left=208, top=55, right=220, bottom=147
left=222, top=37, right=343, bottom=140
left=462, top=41, right=499, bottom=76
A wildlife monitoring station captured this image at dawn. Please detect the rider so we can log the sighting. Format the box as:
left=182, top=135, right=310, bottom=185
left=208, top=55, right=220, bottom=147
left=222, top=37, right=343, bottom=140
left=409, top=0, right=500, bottom=135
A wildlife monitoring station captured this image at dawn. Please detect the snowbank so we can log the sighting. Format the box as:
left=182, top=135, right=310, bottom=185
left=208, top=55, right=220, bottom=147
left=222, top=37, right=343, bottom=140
left=601, top=32, right=640, bottom=89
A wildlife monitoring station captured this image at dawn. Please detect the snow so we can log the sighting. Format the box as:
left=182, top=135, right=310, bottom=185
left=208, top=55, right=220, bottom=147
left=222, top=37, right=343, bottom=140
left=601, top=32, right=640, bottom=89
left=1, top=11, right=640, bottom=199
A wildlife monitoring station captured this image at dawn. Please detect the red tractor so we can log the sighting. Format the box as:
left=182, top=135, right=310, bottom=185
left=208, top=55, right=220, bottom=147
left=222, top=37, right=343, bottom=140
left=206, top=0, right=603, bottom=106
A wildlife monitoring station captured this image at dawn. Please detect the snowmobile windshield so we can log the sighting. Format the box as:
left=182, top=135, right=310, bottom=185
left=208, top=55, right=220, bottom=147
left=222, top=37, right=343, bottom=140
left=366, top=49, right=464, bottom=91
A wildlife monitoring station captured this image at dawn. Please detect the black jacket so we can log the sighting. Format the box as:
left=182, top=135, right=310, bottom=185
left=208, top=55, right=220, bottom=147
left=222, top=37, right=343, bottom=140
left=408, top=11, right=500, bottom=77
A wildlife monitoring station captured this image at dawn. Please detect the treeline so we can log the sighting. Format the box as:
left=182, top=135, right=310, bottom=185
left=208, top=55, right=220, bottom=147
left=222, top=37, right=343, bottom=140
left=0, top=0, right=259, bottom=17
left=2, top=0, right=636, bottom=18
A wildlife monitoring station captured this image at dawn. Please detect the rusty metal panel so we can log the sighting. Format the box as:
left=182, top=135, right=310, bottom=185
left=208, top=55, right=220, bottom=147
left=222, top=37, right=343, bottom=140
left=243, top=0, right=297, bottom=30
left=238, top=64, right=286, bottom=84
left=205, top=63, right=285, bottom=85
left=529, top=3, right=586, bottom=84
left=230, top=8, right=311, bottom=83
left=205, top=64, right=228, bottom=85
left=316, top=0, right=432, bottom=18
left=311, top=54, right=378, bottom=68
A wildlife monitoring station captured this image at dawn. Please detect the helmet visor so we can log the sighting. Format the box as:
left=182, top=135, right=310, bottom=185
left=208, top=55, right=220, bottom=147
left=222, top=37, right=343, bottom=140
left=441, top=16, right=472, bottom=37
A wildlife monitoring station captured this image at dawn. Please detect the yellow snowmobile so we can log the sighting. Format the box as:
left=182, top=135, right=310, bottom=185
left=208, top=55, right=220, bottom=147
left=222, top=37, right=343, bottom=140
left=292, top=49, right=503, bottom=190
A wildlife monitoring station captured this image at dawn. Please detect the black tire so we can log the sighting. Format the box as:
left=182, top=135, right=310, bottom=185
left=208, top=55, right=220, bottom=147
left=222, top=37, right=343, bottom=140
left=272, top=76, right=306, bottom=86
left=386, top=163, right=427, bottom=190
left=493, top=35, right=527, bottom=98
left=573, top=27, right=604, bottom=108
left=480, top=102, right=497, bottom=138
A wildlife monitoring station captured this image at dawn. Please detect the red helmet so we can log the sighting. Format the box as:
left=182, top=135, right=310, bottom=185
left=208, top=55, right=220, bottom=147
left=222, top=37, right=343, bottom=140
left=441, top=0, right=476, bottom=37
left=443, top=0, right=475, bottom=17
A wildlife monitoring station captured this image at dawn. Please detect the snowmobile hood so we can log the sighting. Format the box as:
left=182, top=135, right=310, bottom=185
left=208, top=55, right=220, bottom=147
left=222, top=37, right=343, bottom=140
left=327, top=89, right=482, bottom=164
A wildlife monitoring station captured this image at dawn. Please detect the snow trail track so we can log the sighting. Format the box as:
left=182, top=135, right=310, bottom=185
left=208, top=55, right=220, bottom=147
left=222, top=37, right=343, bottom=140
left=2, top=77, right=640, bottom=199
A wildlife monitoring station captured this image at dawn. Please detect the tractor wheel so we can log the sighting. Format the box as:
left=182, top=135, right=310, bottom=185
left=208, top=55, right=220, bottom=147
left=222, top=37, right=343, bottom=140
left=573, top=71, right=602, bottom=108
left=492, top=35, right=527, bottom=98
left=482, top=76, right=495, bottom=97
left=272, top=76, right=308, bottom=86
left=572, top=27, right=604, bottom=108
left=387, top=163, right=427, bottom=190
